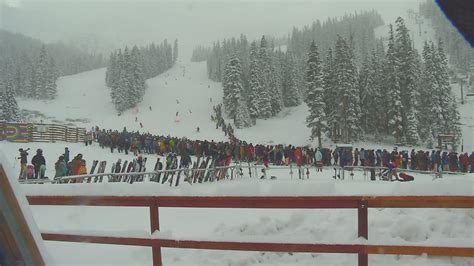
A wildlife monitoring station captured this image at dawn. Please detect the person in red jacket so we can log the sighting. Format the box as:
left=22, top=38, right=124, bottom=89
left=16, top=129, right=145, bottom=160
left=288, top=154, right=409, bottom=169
left=247, top=144, right=255, bottom=162
left=459, top=153, right=469, bottom=172
left=398, top=172, right=414, bottom=182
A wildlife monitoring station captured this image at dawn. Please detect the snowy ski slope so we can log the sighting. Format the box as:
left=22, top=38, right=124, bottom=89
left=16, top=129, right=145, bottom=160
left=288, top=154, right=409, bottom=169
left=18, top=60, right=310, bottom=146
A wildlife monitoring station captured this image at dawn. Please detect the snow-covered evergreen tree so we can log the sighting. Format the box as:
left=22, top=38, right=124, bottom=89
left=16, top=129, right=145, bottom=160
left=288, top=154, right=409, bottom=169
left=247, top=41, right=263, bottom=121
left=173, top=39, right=178, bottom=64
left=304, top=41, right=326, bottom=147
left=106, top=41, right=174, bottom=113
left=394, top=17, right=419, bottom=140
left=385, top=25, right=403, bottom=143
left=44, top=57, right=57, bottom=99
left=282, top=52, right=300, bottom=107
left=359, top=50, right=384, bottom=136
left=234, top=96, right=253, bottom=128
left=419, top=42, right=436, bottom=140
left=223, top=54, right=244, bottom=120
left=129, top=46, right=146, bottom=106
left=322, top=48, right=338, bottom=139
left=259, top=36, right=282, bottom=117
left=429, top=40, right=462, bottom=146
left=334, top=35, right=361, bottom=142
left=405, top=107, right=420, bottom=145
left=2, top=78, right=20, bottom=121
left=0, top=80, right=5, bottom=120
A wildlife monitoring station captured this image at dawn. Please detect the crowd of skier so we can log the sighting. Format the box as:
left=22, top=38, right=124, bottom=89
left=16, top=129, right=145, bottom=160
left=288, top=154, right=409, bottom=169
left=211, top=104, right=235, bottom=137
left=86, top=126, right=473, bottom=173
left=17, top=126, right=474, bottom=180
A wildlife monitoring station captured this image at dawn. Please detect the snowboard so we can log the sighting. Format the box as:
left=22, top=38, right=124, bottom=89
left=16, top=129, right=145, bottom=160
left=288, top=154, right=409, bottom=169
left=95, top=161, right=107, bottom=182
left=89, top=160, right=99, bottom=174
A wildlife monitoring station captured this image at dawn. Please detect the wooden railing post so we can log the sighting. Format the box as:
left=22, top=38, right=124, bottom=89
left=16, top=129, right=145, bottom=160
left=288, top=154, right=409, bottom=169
left=149, top=203, right=162, bottom=266
left=358, top=199, right=368, bottom=266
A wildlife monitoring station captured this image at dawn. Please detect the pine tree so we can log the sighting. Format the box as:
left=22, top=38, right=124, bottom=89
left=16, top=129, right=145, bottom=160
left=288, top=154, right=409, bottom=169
left=322, top=48, right=338, bottom=139
left=247, top=42, right=262, bottom=121
left=33, top=46, right=49, bottom=99
left=419, top=42, right=436, bottom=140
left=385, top=25, right=403, bottom=143
left=359, top=50, right=384, bottom=136
left=431, top=40, right=462, bottom=146
left=305, top=41, right=326, bottom=147
left=282, top=52, right=300, bottom=107
left=334, top=35, right=361, bottom=142
left=358, top=54, right=370, bottom=133
left=234, top=96, right=253, bottom=128
left=3, top=77, right=20, bottom=121
left=395, top=17, right=419, bottom=139
left=129, top=46, right=146, bottom=106
left=268, top=52, right=284, bottom=115
left=44, top=57, right=57, bottom=99
left=258, top=36, right=280, bottom=118
left=173, top=39, right=178, bottom=64
left=0, top=80, right=5, bottom=120
left=223, top=54, right=244, bottom=120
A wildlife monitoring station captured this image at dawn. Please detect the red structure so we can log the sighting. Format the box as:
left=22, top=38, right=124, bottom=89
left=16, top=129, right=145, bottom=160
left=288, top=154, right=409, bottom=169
left=27, top=195, right=474, bottom=266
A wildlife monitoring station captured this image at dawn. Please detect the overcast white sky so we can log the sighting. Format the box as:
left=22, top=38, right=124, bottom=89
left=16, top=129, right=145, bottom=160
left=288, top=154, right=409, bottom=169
left=1, top=0, right=423, bottom=57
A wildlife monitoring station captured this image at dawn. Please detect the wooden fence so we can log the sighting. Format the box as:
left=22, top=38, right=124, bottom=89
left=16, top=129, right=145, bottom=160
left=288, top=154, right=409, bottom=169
left=0, top=121, right=85, bottom=143
left=26, top=195, right=474, bottom=266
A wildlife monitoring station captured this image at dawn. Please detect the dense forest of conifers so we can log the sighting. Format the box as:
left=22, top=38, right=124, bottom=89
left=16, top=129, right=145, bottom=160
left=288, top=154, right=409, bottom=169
left=0, top=30, right=105, bottom=121
left=105, top=40, right=178, bottom=113
left=200, top=8, right=462, bottom=148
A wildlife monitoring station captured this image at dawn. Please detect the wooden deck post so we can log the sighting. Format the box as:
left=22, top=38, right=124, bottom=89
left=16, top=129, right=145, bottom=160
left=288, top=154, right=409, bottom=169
left=150, top=204, right=162, bottom=266
left=358, top=199, right=368, bottom=266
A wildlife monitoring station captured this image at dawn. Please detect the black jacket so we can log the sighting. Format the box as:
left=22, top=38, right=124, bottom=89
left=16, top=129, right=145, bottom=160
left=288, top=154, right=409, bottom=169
left=32, top=155, right=46, bottom=168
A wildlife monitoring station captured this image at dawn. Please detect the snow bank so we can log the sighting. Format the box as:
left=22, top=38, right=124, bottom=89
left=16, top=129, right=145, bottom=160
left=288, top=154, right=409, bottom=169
left=20, top=174, right=473, bottom=197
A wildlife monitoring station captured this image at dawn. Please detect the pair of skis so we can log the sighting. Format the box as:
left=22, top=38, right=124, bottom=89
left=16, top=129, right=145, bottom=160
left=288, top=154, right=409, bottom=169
left=87, top=161, right=106, bottom=183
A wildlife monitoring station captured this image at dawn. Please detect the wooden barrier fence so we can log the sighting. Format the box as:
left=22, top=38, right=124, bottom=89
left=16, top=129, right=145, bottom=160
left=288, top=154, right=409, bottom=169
left=0, top=121, right=86, bottom=143
left=26, top=195, right=474, bottom=266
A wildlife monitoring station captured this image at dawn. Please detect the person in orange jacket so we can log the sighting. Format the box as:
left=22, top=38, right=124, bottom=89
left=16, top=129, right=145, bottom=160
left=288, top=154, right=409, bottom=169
left=394, top=152, right=402, bottom=169
left=294, top=147, right=302, bottom=167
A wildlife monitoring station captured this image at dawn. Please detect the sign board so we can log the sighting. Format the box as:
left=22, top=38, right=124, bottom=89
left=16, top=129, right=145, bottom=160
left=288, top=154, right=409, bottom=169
left=35, top=125, right=49, bottom=133
left=437, top=134, right=456, bottom=150
left=336, top=144, right=353, bottom=151
left=3, top=123, right=31, bottom=142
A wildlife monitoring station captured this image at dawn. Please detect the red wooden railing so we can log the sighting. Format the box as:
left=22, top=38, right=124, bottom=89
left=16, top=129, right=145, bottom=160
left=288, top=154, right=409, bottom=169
left=27, top=195, right=474, bottom=266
